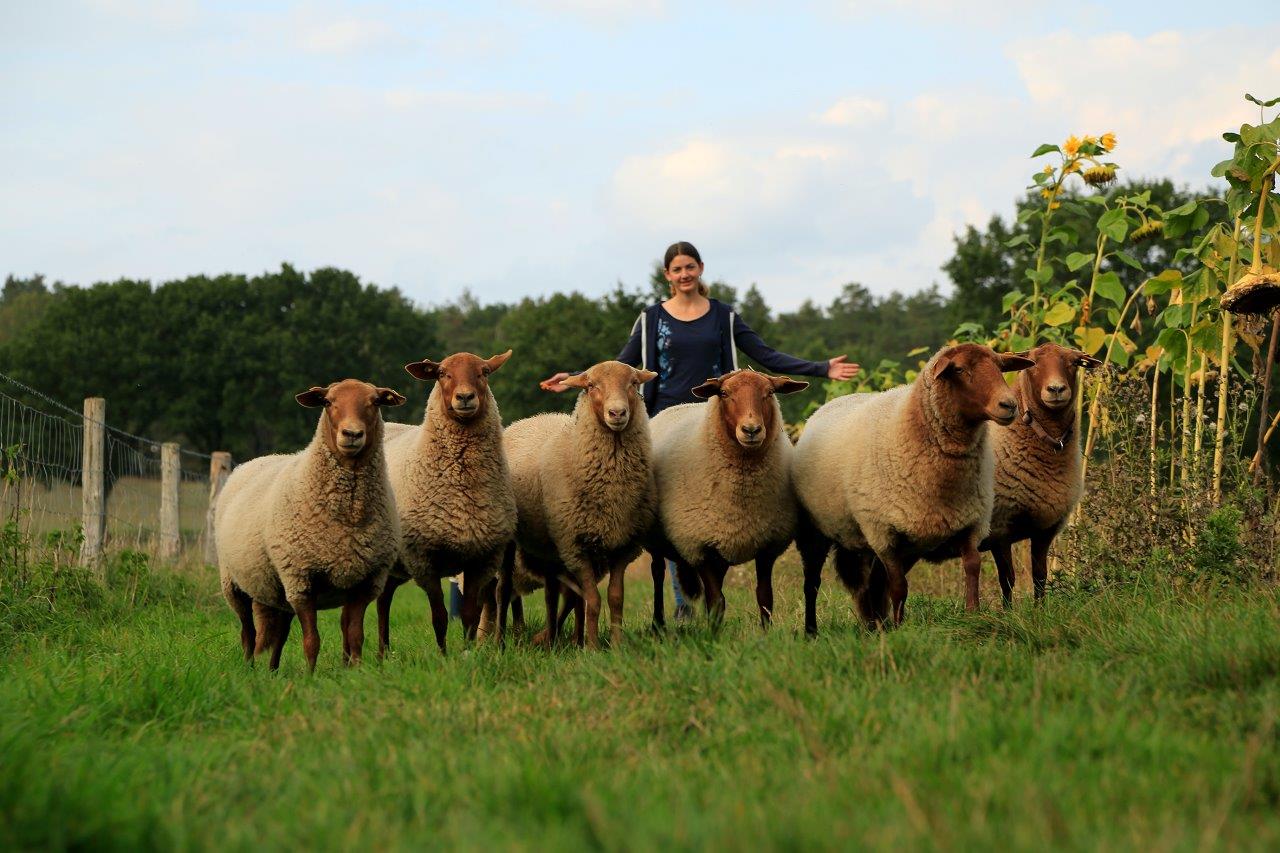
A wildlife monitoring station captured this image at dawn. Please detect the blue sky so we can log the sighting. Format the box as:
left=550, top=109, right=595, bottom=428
left=3, top=1, right=1279, bottom=310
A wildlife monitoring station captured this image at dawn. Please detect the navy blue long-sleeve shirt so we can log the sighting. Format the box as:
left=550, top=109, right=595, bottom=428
left=614, top=299, right=828, bottom=415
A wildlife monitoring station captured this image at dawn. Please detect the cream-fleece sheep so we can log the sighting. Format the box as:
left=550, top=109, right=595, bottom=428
left=792, top=344, right=1034, bottom=631
left=646, top=369, right=808, bottom=628
left=216, top=379, right=406, bottom=672
left=983, top=342, right=1102, bottom=603
left=502, top=360, right=657, bottom=648
left=377, top=350, right=516, bottom=655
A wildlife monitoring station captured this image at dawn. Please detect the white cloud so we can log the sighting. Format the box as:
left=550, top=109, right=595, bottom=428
left=297, top=17, right=406, bottom=55
left=518, top=0, right=666, bottom=26
left=818, top=96, right=888, bottom=127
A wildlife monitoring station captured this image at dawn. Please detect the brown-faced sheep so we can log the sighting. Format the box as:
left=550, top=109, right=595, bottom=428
left=378, top=350, right=516, bottom=654
left=982, top=342, right=1102, bottom=603
left=501, top=360, right=657, bottom=649
left=646, top=369, right=808, bottom=628
left=792, top=344, right=1034, bottom=632
left=215, top=379, right=406, bottom=672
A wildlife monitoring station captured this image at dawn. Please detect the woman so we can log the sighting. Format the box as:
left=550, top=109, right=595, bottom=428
left=541, top=241, right=859, bottom=618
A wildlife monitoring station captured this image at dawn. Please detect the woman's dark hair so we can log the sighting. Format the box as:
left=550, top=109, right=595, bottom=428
left=664, top=241, right=703, bottom=270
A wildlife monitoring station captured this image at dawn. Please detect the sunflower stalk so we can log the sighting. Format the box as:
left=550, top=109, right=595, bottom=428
left=1212, top=216, right=1244, bottom=504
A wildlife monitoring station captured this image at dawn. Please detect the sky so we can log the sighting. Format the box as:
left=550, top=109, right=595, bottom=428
left=3, top=1, right=1279, bottom=311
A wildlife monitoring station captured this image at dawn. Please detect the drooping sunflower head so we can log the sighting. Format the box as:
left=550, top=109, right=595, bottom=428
left=1131, top=219, right=1164, bottom=243
left=1082, top=165, right=1118, bottom=187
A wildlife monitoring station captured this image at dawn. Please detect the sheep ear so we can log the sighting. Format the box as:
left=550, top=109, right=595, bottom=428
left=375, top=388, right=406, bottom=407
left=561, top=373, right=590, bottom=389
left=1011, top=350, right=1033, bottom=360
left=1073, top=351, right=1104, bottom=369
left=405, top=359, right=440, bottom=381
left=770, top=376, right=809, bottom=395
left=931, top=356, right=955, bottom=380
left=997, top=353, right=1037, bottom=372
left=296, top=386, right=329, bottom=408
left=691, top=379, right=721, bottom=399
left=485, top=350, right=513, bottom=373
left=635, top=369, right=657, bottom=385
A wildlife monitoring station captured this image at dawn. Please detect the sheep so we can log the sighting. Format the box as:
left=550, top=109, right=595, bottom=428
left=792, top=344, right=1034, bottom=632
left=215, top=379, right=406, bottom=672
left=982, top=342, right=1102, bottom=603
left=645, top=369, right=809, bottom=628
left=501, top=360, right=657, bottom=649
left=377, top=350, right=516, bottom=655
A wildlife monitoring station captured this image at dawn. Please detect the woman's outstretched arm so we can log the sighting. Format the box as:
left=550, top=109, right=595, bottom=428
left=732, top=315, right=859, bottom=380
left=541, top=314, right=643, bottom=392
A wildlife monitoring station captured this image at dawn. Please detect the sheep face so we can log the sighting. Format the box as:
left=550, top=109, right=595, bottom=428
left=561, top=361, right=657, bottom=433
left=692, top=369, right=808, bottom=450
left=1012, top=343, right=1104, bottom=410
left=405, top=350, right=512, bottom=421
left=930, top=344, right=1035, bottom=427
left=296, top=379, right=407, bottom=459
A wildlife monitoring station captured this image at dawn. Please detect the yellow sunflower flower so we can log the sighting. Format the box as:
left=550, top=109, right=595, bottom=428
left=1100, top=132, right=1117, bottom=151
left=1063, top=135, right=1081, bottom=156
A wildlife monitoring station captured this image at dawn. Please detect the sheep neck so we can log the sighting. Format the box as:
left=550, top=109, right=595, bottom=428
left=571, top=394, right=650, bottom=473
left=912, top=379, right=985, bottom=458
left=304, top=413, right=388, bottom=526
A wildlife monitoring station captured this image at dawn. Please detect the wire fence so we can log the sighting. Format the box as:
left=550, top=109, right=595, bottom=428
left=0, top=371, right=221, bottom=566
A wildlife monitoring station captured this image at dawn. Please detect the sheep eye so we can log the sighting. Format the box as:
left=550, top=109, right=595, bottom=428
left=482, top=367, right=491, bottom=376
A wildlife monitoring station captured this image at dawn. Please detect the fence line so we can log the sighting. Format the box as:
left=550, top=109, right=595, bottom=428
left=0, top=373, right=229, bottom=571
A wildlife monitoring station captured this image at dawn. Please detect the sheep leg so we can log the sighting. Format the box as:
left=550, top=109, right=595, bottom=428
left=796, top=515, right=831, bottom=636
left=495, top=574, right=513, bottom=649
left=227, top=585, right=256, bottom=662
left=649, top=550, right=666, bottom=631
left=835, top=547, right=881, bottom=628
left=342, top=595, right=373, bottom=666
left=754, top=550, right=779, bottom=629
left=511, top=596, right=525, bottom=634
left=701, top=562, right=727, bottom=626
left=961, top=540, right=982, bottom=612
left=573, top=589, right=587, bottom=648
left=991, top=540, right=1016, bottom=608
left=535, top=575, right=561, bottom=647
left=607, top=563, right=625, bottom=647
left=375, top=574, right=407, bottom=659
left=1030, top=530, right=1055, bottom=601
left=459, top=570, right=486, bottom=642
left=577, top=566, right=603, bottom=649
left=421, top=579, right=450, bottom=654
left=880, top=554, right=914, bottom=625
left=293, top=597, right=321, bottom=674
left=267, top=613, right=292, bottom=671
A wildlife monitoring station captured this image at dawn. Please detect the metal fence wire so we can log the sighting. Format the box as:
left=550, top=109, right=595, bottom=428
left=0, top=371, right=215, bottom=562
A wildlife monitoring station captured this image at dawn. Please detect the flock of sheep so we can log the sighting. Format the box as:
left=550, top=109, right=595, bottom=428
left=214, top=342, right=1102, bottom=671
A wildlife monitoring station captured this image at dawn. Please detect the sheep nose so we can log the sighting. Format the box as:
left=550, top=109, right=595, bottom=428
left=741, top=424, right=762, bottom=438
left=455, top=391, right=476, bottom=405
left=996, top=399, right=1016, bottom=414
left=607, top=406, right=628, bottom=419
left=341, top=428, right=364, bottom=440
left=1046, top=382, right=1068, bottom=395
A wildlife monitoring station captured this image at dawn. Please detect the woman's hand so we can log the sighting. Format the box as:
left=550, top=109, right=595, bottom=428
left=539, top=371, right=572, bottom=392
left=827, top=355, right=860, bottom=382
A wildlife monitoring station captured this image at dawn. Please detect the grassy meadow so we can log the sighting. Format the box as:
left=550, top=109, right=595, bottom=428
left=2, top=550, right=1278, bottom=851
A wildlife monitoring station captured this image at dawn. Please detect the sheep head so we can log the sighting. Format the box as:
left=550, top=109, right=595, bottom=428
left=405, top=350, right=512, bottom=421
left=561, top=361, right=656, bottom=433
left=692, top=370, right=807, bottom=451
left=1011, top=343, right=1103, bottom=411
left=929, top=344, right=1034, bottom=427
left=296, top=379, right=406, bottom=459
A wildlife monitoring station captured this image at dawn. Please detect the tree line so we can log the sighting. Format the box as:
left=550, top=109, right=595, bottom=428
left=0, top=179, right=1225, bottom=463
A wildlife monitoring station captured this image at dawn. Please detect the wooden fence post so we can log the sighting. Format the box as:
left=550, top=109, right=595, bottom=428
left=203, top=451, right=232, bottom=564
left=79, top=397, right=105, bottom=572
left=159, top=442, right=180, bottom=560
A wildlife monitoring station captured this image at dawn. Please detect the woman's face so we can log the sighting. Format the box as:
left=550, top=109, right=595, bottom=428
left=664, top=254, right=704, bottom=295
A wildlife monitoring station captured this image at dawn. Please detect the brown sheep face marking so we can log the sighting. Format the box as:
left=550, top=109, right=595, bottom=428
left=930, top=344, right=1035, bottom=426
left=405, top=350, right=512, bottom=421
left=296, top=379, right=407, bottom=460
left=1012, top=343, right=1104, bottom=411
left=692, top=370, right=808, bottom=450
left=561, top=361, right=657, bottom=432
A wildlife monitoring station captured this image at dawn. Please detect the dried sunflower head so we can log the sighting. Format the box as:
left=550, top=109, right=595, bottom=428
left=1082, top=165, right=1117, bottom=187
left=1131, top=219, right=1164, bottom=243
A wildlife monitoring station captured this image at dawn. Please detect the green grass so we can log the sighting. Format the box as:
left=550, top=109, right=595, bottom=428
left=1, top=557, right=1278, bottom=851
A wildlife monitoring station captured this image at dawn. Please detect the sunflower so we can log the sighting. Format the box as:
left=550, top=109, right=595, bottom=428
left=1100, top=132, right=1117, bottom=151
left=1131, top=219, right=1163, bottom=243
left=1063, top=135, right=1082, bottom=156
left=1082, top=165, right=1117, bottom=187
